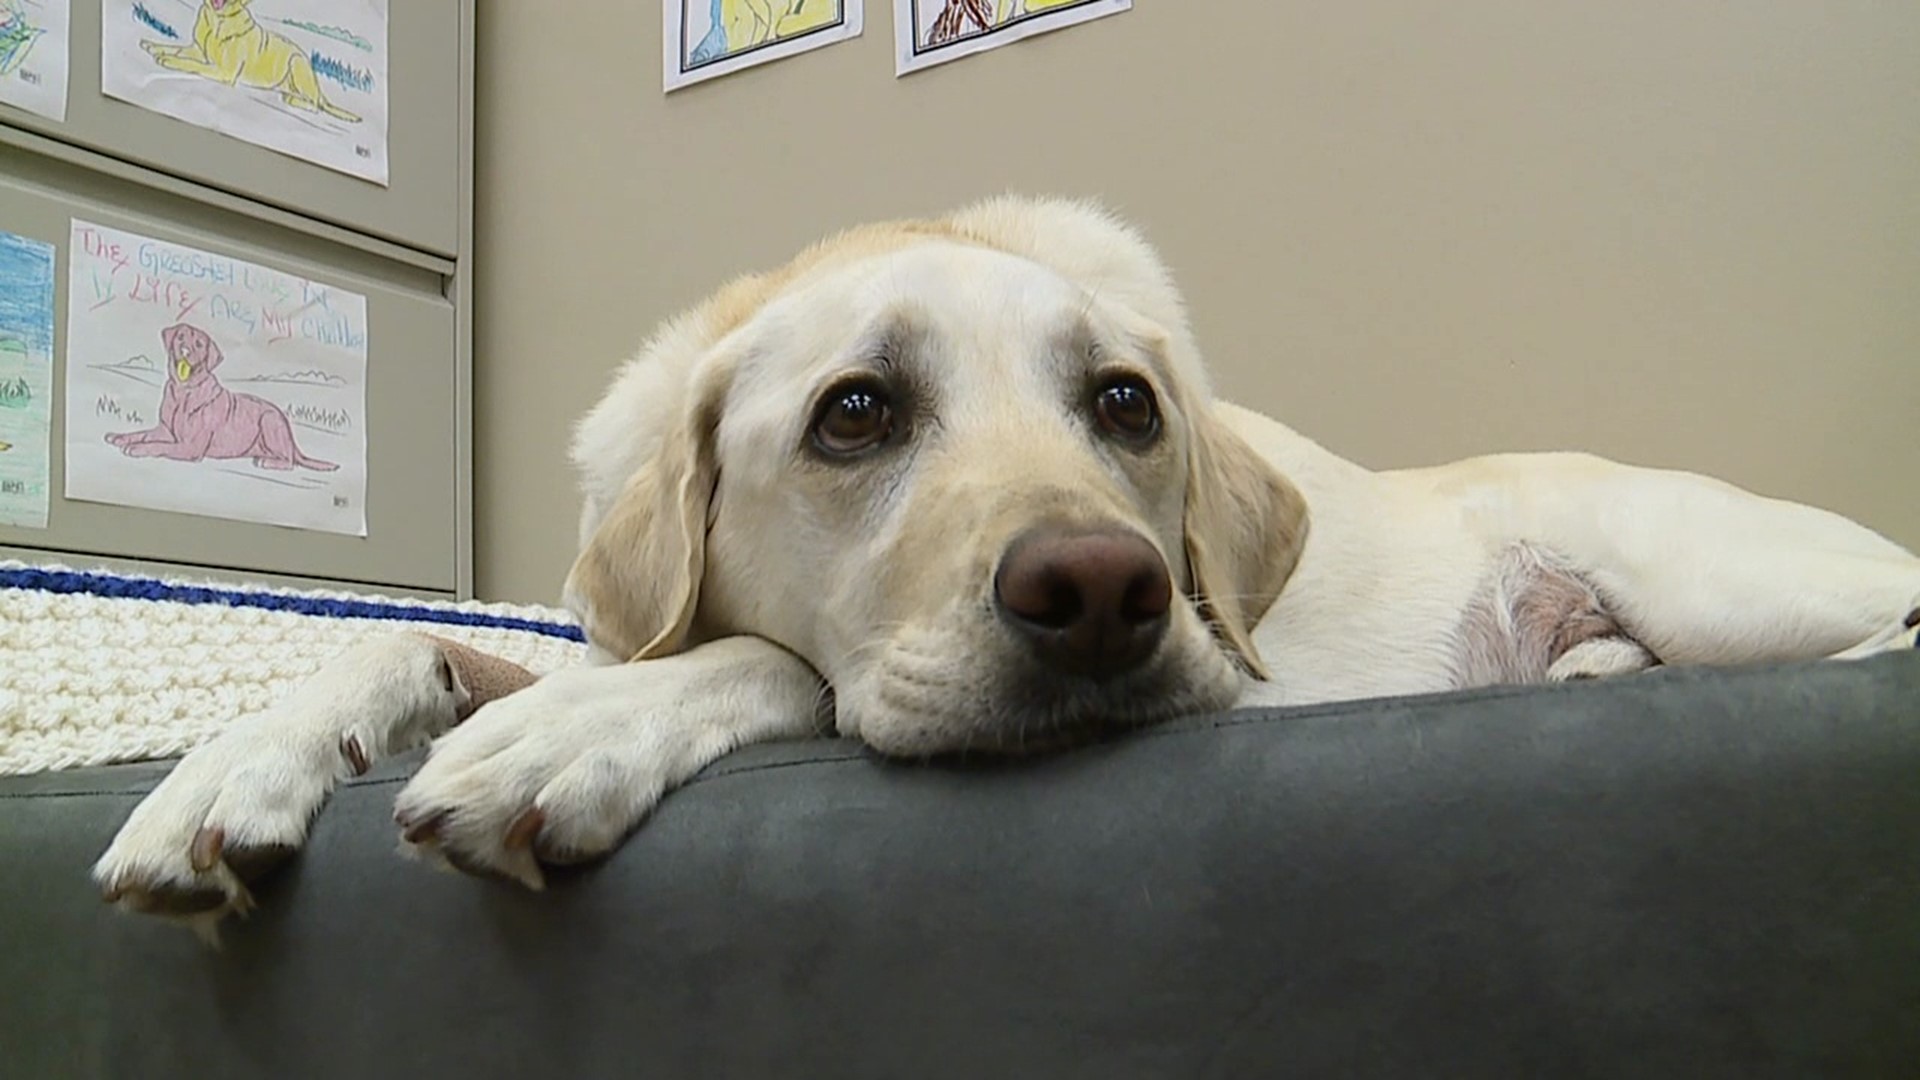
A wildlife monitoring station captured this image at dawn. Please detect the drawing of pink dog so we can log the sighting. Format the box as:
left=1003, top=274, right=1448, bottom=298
left=105, top=323, right=338, bottom=472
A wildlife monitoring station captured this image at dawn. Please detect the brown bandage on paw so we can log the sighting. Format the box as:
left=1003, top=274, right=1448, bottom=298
left=418, top=635, right=539, bottom=718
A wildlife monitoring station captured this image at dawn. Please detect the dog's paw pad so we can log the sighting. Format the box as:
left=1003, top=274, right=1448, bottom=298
left=93, top=849, right=260, bottom=944
left=103, top=879, right=239, bottom=919
left=94, top=815, right=303, bottom=930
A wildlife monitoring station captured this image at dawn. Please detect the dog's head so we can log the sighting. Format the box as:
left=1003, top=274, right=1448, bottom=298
left=160, top=323, right=222, bottom=385
left=564, top=196, right=1307, bottom=756
left=207, top=0, right=249, bottom=14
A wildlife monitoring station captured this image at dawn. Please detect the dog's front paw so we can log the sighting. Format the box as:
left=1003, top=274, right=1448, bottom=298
left=91, top=633, right=470, bottom=937
left=91, top=710, right=364, bottom=935
left=391, top=668, right=707, bottom=891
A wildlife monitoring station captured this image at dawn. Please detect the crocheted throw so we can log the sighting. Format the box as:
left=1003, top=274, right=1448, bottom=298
left=0, top=561, right=590, bottom=777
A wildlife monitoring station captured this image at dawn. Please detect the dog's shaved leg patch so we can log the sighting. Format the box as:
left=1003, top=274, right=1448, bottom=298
left=420, top=635, right=540, bottom=717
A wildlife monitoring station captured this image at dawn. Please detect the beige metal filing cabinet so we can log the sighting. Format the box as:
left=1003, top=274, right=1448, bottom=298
left=0, top=1, right=475, bottom=599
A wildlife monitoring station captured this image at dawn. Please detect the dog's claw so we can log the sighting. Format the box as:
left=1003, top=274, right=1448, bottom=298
left=1903, top=607, right=1919, bottom=630
left=400, top=810, right=446, bottom=846
left=342, top=735, right=370, bottom=776
left=504, top=806, right=545, bottom=852
left=189, top=826, right=225, bottom=873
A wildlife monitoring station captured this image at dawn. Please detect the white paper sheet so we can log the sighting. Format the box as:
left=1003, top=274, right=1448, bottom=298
left=0, top=228, right=56, bottom=529
left=664, top=0, right=862, bottom=93
left=64, top=219, right=369, bottom=536
left=894, top=0, right=1127, bottom=76
left=0, top=0, right=70, bottom=121
left=100, top=0, right=389, bottom=185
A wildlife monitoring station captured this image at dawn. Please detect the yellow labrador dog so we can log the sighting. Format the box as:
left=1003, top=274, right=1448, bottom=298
left=93, top=195, right=1920, bottom=933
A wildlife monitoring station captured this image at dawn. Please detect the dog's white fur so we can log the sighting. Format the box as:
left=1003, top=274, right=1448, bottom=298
left=92, top=195, right=1920, bottom=934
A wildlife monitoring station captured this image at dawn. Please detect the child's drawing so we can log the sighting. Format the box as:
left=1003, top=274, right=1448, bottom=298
left=139, top=1, right=360, bottom=122
left=102, top=0, right=389, bottom=185
left=105, top=323, right=340, bottom=472
left=894, top=0, right=1126, bottom=76
left=666, top=0, right=862, bottom=93
left=65, top=219, right=369, bottom=537
left=0, top=0, right=70, bottom=121
left=0, top=227, right=55, bottom=529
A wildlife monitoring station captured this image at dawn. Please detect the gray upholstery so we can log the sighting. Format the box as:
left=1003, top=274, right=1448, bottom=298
left=3, top=653, right=1917, bottom=1078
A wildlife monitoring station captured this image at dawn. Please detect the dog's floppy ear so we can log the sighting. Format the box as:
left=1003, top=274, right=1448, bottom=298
left=562, top=363, right=730, bottom=663
left=1182, top=405, right=1309, bottom=681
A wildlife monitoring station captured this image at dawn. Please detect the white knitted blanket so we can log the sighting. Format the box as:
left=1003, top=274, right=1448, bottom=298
left=0, top=560, right=590, bottom=777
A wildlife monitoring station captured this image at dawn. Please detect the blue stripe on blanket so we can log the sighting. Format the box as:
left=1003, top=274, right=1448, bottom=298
left=0, top=566, right=588, bottom=643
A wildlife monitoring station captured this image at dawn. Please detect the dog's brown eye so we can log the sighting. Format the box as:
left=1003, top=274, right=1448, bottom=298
left=1094, top=377, right=1159, bottom=442
left=813, top=382, right=894, bottom=455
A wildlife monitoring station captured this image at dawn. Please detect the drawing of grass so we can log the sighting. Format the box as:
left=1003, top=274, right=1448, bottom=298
left=0, top=336, right=42, bottom=419
left=0, top=7, right=45, bottom=77
left=131, top=2, right=179, bottom=40
left=277, top=18, right=372, bottom=52
left=0, top=332, right=29, bottom=410
left=309, top=50, right=373, bottom=93
left=287, top=402, right=351, bottom=432
left=0, top=375, right=31, bottom=410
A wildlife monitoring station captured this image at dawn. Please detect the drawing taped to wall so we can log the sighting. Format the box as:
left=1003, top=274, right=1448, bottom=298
left=894, top=0, right=1127, bottom=76
left=65, top=219, right=369, bottom=536
left=665, top=0, right=862, bottom=92
left=0, top=228, right=56, bottom=529
left=100, top=0, right=390, bottom=185
left=0, top=0, right=70, bottom=121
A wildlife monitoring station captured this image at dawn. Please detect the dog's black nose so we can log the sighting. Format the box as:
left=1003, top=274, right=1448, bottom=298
left=994, top=526, right=1173, bottom=678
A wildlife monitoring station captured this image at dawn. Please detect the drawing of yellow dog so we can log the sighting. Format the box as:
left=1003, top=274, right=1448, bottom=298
left=726, top=0, right=836, bottom=51
left=995, top=0, right=1087, bottom=21
left=140, top=0, right=360, bottom=123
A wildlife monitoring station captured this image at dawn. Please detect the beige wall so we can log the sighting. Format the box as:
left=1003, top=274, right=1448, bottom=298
left=472, top=1, right=1920, bottom=605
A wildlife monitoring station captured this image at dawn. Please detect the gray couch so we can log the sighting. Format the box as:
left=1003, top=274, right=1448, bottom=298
left=4, top=652, right=1917, bottom=1078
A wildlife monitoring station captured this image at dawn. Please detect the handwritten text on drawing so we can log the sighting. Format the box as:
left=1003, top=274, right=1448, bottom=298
left=72, top=225, right=363, bottom=350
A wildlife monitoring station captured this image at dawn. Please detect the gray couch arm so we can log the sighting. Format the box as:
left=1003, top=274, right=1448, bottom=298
left=4, top=653, right=1917, bottom=1078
